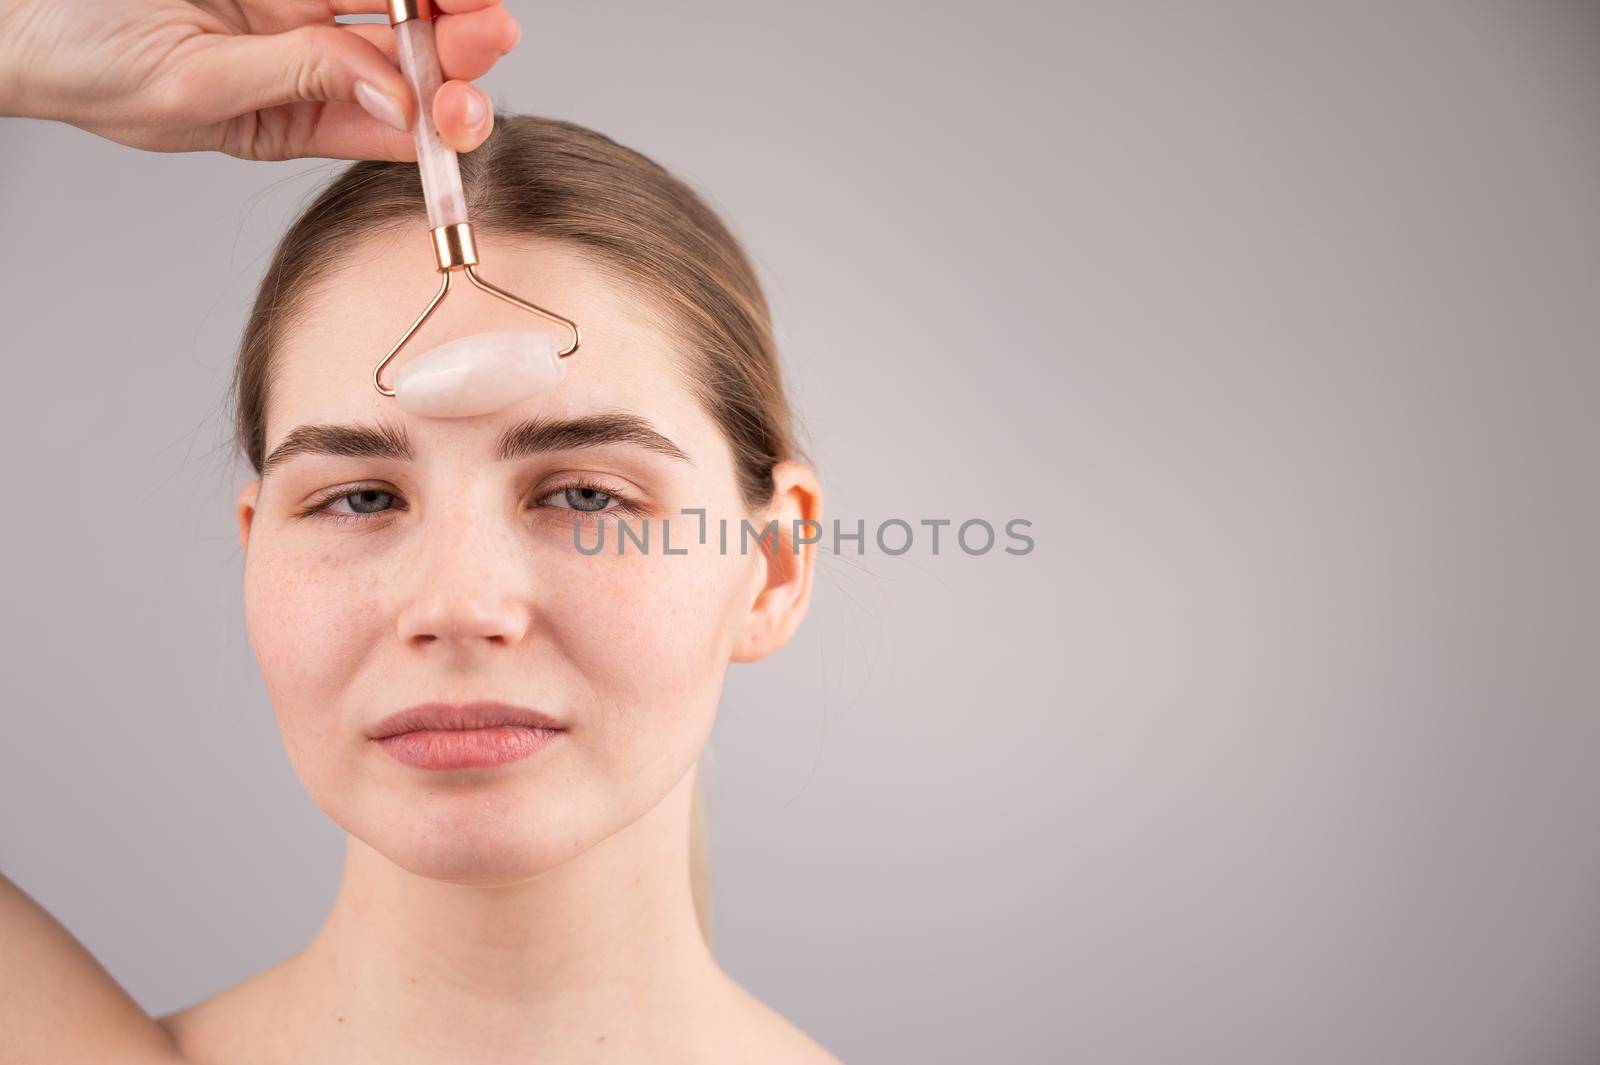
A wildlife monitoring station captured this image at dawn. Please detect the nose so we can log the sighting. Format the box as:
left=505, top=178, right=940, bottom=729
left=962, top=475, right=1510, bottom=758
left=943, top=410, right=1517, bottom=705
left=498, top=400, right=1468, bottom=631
left=395, top=493, right=534, bottom=651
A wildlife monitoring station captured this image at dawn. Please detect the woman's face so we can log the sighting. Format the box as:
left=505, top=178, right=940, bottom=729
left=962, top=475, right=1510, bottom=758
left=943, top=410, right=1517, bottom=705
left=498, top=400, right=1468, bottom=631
left=235, top=231, right=801, bottom=885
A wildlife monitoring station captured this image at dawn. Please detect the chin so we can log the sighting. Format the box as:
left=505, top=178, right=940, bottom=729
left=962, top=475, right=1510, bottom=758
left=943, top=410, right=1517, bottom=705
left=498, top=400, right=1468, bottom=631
left=382, top=841, right=562, bottom=887
left=339, top=781, right=594, bottom=886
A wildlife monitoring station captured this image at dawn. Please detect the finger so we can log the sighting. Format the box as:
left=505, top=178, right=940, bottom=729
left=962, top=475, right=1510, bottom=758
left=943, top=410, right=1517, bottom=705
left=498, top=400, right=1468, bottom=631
left=433, top=79, right=494, bottom=153
left=339, top=19, right=502, bottom=154
left=435, top=5, right=520, bottom=81
left=342, top=21, right=398, bottom=64
left=179, top=24, right=417, bottom=131
left=326, top=0, right=506, bottom=15
left=284, top=100, right=420, bottom=161
left=342, top=9, right=517, bottom=82
left=297, top=76, right=489, bottom=159
left=325, top=0, right=390, bottom=13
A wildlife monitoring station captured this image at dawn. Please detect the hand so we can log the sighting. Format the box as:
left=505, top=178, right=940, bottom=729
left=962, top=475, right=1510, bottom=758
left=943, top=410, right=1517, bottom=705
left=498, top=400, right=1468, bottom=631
left=0, top=0, right=520, bottom=160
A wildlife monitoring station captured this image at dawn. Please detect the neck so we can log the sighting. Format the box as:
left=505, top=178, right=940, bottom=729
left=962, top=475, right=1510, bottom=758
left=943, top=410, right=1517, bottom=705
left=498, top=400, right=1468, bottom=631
left=280, top=762, right=732, bottom=1064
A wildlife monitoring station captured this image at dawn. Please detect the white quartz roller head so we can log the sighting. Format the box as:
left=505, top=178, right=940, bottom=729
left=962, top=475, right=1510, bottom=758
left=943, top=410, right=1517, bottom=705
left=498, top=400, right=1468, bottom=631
left=392, top=332, right=567, bottom=418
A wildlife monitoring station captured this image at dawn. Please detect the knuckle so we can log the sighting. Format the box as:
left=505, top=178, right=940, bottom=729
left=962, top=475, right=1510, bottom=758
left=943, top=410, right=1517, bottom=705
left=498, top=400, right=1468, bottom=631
left=287, top=25, right=342, bottom=101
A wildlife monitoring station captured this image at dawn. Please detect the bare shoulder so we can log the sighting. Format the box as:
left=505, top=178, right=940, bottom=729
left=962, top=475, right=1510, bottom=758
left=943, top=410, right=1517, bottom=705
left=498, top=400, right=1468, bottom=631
left=154, top=952, right=301, bottom=1065
left=713, top=969, right=850, bottom=1065
left=0, top=871, right=191, bottom=1065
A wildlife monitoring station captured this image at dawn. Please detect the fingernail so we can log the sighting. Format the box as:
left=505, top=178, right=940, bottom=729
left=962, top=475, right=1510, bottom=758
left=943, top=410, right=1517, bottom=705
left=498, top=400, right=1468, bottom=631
left=355, top=79, right=410, bottom=133
left=461, top=88, right=488, bottom=130
left=508, top=18, right=522, bottom=51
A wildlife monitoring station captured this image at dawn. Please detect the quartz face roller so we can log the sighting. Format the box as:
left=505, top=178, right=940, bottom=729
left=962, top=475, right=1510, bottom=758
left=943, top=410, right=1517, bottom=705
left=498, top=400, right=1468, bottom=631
left=370, top=1, right=581, bottom=410
left=392, top=332, right=567, bottom=418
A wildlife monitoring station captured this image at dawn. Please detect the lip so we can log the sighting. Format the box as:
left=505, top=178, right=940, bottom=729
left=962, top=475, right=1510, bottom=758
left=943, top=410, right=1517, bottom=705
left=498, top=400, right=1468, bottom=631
left=369, top=701, right=566, bottom=771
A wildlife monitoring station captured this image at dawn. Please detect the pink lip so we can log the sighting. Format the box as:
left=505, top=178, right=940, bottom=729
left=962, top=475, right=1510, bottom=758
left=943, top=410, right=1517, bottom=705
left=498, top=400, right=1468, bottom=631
left=369, top=701, right=566, bottom=771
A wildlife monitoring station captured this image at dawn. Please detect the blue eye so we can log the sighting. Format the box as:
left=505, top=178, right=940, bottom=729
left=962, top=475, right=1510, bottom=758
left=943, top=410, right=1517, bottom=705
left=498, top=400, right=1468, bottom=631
left=308, top=488, right=399, bottom=523
left=551, top=486, right=613, bottom=513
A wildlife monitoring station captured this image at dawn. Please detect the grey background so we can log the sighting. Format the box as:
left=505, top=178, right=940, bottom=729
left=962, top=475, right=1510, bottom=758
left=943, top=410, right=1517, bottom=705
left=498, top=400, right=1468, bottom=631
left=2, top=2, right=1598, bottom=1063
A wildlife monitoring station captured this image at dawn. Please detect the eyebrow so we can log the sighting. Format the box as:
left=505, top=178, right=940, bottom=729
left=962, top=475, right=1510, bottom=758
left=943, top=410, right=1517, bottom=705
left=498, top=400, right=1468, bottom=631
left=261, top=410, right=694, bottom=478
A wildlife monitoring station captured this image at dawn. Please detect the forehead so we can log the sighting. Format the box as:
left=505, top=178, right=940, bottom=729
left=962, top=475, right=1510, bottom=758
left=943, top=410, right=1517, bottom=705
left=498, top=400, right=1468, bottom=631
left=265, top=228, right=710, bottom=462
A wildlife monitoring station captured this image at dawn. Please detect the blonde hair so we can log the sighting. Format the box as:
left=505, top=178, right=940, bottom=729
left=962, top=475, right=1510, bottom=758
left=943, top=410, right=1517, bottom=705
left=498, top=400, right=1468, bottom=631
left=230, top=114, right=807, bottom=951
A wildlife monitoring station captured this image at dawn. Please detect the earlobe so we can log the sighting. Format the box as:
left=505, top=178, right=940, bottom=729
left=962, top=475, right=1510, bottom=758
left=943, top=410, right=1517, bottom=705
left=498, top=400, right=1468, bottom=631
left=730, top=461, right=823, bottom=664
left=236, top=480, right=261, bottom=556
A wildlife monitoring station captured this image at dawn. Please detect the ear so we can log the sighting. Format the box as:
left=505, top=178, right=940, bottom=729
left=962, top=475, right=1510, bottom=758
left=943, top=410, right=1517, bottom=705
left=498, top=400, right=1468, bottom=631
left=730, top=460, right=823, bottom=663
left=236, top=479, right=261, bottom=556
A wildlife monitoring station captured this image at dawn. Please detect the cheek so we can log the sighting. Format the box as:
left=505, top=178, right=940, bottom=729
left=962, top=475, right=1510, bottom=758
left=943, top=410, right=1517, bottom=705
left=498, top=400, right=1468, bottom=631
left=539, top=526, right=754, bottom=732
left=550, top=547, right=740, bottom=807
left=242, top=544, right=381, bottom=767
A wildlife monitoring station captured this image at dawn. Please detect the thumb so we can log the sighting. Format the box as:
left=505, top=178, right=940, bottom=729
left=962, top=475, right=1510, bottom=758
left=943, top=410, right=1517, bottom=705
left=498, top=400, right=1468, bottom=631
left=179, top=24, right=415, bottom=130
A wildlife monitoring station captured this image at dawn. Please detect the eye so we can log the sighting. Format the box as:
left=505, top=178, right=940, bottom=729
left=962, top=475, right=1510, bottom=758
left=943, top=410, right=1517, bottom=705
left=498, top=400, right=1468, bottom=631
left=544, top=485, right=614, bottom=513
left=300, top=486, right=403, bottom=524
left=535, top=481, right=645, bottom=521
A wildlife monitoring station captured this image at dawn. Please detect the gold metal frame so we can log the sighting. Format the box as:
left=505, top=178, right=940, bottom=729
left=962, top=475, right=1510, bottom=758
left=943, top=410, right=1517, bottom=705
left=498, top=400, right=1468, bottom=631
left=386, top=0, right=433, bottom=25
left=372, top=222, right=583, bottom=397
